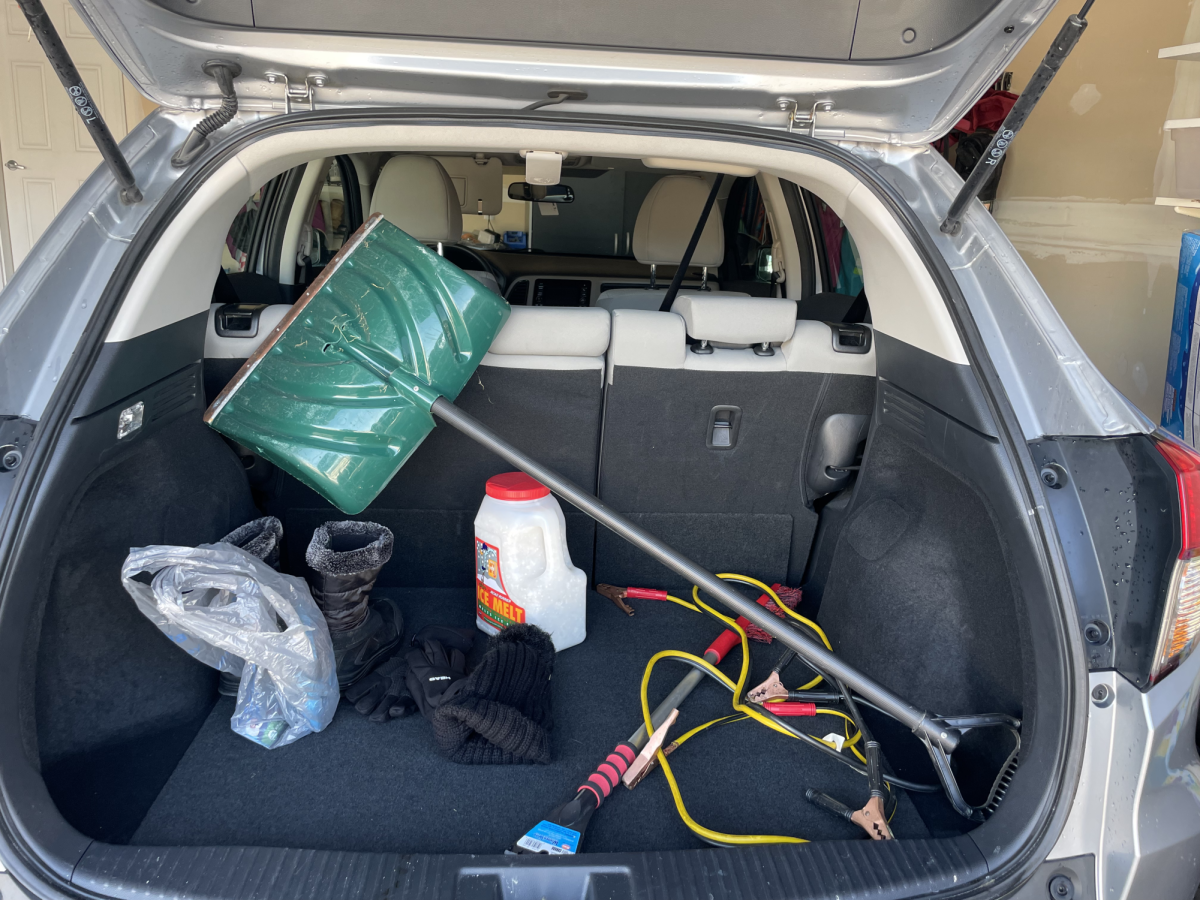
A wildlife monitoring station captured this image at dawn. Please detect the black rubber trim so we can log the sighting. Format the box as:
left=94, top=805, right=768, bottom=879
left=335, top=155, right=363, bottom=233
left=800, top=187, right=833, bottom=292
left=779, top=179, right=816, bottom=301
left=0, top=107, right=1083, bottom=900
left=72, top=838, right=988, bottom=900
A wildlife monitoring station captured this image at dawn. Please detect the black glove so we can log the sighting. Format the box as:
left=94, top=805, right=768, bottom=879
left=343, top=654, right=416, bottom=722
left=405, top=625, right=475, bottom=721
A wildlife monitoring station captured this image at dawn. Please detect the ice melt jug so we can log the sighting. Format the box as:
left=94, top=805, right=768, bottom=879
left=474, top=472, right=586, bottom=651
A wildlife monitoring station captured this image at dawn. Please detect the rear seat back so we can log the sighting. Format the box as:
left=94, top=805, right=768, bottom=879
left=273, top=306, right=611, bottom=587
left=598, top=297, right=875, bottom=589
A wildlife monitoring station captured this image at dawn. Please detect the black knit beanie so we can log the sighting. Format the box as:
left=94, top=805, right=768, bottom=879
left=432, top=623, right=555, bottom=765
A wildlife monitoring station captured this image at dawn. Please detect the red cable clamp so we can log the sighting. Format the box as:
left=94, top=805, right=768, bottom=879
left=596, top=584, right=669, bottom=615
left=624, top=587, right=669, bottom=600
left=762, top=701, right=817, bottom=717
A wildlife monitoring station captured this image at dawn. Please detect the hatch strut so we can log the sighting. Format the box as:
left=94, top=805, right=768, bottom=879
left=15, top=0, right=141, bottom=204
left=939, top=0, right=1094, bottom=235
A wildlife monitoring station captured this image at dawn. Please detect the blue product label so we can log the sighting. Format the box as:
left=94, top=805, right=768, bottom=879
left=1163, top=231, right=1200, bottom=440
left=515, top=820, right=581, bottom=855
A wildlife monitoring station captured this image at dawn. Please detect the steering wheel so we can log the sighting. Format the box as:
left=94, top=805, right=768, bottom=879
left=445, top=244, right=507, bottom=295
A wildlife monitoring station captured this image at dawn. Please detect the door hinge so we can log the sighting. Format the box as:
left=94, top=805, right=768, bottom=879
left=266, top=72, right=327, bottom=114
left=777, top=98, right=834, bottom=137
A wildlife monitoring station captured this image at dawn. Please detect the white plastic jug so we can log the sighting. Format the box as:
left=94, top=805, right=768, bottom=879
left=474, top=472, right=587, bottom=651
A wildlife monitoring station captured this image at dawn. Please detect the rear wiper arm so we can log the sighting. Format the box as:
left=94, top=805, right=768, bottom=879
left=940, top=0, right=1095, bottom=235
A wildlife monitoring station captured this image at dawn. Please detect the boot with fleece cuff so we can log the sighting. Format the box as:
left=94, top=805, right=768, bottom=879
left=216, top=516, right=284, bottom=697
left=433, top=623, right=555, bottom=765
left=305, top=520, right=403, bottom=689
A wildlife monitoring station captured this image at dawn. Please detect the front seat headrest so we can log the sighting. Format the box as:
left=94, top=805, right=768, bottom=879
left=632, top=175, right=724, bottom=268
left=369, top=156, right=463, bottom=244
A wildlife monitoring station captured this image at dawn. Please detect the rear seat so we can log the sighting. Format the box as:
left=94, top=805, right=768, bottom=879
left=272, top=306, right=611, bottom=587
left=254, top=159, right=875, bottom=594
left=596, top=296, right=875, bottom=589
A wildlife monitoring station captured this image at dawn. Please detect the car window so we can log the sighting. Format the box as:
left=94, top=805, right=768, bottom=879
left=813, top=198, right=864, bottom=296
left=221, top=186, right=265, bottom=274
left=300, top=160, right=348, bottom=275
left=724, top=177, right=774, bottom=285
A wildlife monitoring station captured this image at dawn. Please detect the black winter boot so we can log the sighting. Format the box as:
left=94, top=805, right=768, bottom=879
left=305, top=520, right=403, bottom=689
left=216, top=516, right=284, bottom=697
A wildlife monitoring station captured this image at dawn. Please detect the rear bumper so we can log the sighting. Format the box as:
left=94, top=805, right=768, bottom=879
left=1049, top=648, right=1200, bottom=900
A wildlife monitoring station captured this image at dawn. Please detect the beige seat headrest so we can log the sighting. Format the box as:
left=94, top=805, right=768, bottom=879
left=369, top=156, right=463, bottom=244
left=487, top=306, right=611, bottom=358
left=671, top=295, right=797, bottom=345
left=632, top=175, right=724, bottom=268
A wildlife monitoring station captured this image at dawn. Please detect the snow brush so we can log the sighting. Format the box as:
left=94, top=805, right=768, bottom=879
left=204, top=213, right=1018, bottom=822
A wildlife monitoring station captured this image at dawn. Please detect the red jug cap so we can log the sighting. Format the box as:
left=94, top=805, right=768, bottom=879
left=485, top=472, right=551, bottom=501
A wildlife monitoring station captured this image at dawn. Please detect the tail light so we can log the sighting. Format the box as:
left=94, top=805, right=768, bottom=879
left=1150, top=433, right=1200, bottom=682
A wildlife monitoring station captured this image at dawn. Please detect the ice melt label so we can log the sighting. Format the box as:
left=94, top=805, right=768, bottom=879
left=476, top=537, right=525, bottom=628
left=515, top=820, right=581, bottom=855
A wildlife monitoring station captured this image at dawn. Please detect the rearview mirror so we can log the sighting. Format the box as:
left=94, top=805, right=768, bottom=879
left=507, top=182, right=575, bottom=203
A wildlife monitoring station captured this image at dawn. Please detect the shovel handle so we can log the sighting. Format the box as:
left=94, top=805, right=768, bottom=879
left=429, top=396, right=958, bottom=754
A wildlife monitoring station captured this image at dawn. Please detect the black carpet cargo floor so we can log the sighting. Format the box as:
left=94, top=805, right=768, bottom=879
left=132, top=588, right=929, bottom=854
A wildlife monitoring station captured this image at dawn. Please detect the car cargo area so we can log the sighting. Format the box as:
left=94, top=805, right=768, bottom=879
left=30, top=343, right=1023, bottom=855
left=3, top=139, right=1065, bottom=899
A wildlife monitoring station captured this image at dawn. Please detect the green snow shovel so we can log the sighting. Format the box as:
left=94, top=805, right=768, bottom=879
left=205, top=213, right=1011, bottom=819
left=206, top=213, right=511, bottom=516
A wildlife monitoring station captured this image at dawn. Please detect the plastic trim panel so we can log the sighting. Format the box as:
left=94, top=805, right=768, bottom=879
left=72, top=838, right=988, bottom=900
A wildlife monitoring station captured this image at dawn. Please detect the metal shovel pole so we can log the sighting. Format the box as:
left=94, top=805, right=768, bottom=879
left=431, top=397, right=960, bottom=754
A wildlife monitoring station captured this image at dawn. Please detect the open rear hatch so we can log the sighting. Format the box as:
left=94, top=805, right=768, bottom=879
left=76, top=0, right=1055, bottom=142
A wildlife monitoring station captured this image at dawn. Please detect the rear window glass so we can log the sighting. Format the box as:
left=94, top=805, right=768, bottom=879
left=523, top=169, right=661, bottom=257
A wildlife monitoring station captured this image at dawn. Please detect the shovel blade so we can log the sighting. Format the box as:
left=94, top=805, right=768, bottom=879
left=205, top=214, right=510, bottom=515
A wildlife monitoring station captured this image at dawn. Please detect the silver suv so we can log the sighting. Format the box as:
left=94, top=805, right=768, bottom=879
left=0, top=1, right=1197, bottom=899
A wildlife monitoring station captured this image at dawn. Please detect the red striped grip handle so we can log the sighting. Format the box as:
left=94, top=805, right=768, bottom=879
left=578, top=742, right=637, bottom=807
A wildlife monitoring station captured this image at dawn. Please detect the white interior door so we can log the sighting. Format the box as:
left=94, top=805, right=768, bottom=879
left=0, top=1, right=131, bottom=274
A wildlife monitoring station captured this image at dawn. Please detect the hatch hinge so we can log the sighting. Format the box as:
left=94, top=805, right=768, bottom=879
left=777, top=98, right=833, bottom=137
left=266, top=72, right=328, bottom=114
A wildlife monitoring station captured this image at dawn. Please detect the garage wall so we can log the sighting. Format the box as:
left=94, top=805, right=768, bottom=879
left=993, top=0, right=1199, bottom=420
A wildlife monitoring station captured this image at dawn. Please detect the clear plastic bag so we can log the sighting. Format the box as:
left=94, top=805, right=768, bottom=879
left=121, top=544, right=339, bottom=749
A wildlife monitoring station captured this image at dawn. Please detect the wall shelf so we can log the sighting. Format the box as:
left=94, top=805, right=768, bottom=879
left=1160, top=43, right=1200, bottom=62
